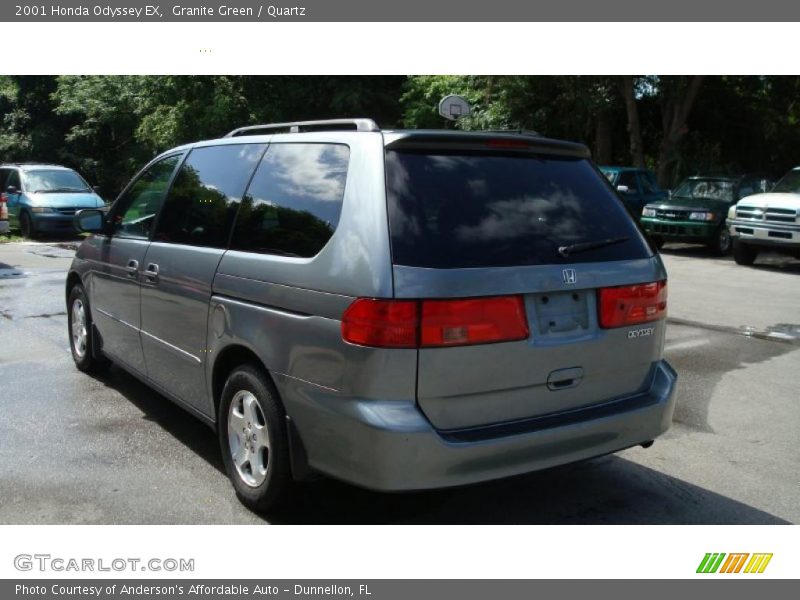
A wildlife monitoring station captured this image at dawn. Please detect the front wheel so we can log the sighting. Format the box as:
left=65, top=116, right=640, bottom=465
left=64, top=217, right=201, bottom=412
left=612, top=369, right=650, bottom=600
left=68, top=284, right=110, bottom=373
left=218, top=364, right=292, bottom=512
left=732, top=240, right=758, bottom=266
left=19, top=211, right=35, bottom=239
left=709, top=226, right=732, bottom=256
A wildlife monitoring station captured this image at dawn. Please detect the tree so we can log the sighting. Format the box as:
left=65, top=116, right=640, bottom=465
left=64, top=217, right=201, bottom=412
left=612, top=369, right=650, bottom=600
left=620, top=76, right=646, bottom=168
left=654, top=76, right=706, bottom=186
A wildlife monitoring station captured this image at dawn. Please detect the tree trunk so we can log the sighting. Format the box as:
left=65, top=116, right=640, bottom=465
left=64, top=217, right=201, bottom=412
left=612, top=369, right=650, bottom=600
left=655, top=75, right=706, bottom=187
left=594, top=109, right=613, bottom=165
left=620, top=76, right=645, bottom=168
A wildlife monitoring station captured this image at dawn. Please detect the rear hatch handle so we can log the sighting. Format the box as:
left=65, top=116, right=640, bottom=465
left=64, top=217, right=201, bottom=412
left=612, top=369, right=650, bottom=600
left=547, top=367, right=584, bottom=391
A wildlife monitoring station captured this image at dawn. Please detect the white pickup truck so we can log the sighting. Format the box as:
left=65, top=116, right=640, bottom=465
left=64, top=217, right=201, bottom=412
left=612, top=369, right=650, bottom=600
left=727, top=167, right=800, bottom=265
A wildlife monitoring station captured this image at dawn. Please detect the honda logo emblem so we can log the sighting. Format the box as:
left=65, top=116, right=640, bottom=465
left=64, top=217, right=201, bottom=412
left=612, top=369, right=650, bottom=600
left=562, top=269, right=577, bottom=284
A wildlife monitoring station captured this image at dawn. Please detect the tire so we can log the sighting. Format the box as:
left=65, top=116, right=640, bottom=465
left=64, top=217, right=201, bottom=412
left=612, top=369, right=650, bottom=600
left=218, top=364, right=292, bottom=512
left=67, top=284, right=110, bottom=373
left=709, top=226, right=732, bottom=256
left=19, top=211, right=36, bottom=239
left=732, top=239, right=758, bottom=266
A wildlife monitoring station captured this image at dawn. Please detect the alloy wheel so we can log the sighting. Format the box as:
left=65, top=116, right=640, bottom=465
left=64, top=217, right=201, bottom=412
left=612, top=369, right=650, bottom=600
left=227, top=390, right=270, bottom=487
left=70, top=299, right=88, bottom=359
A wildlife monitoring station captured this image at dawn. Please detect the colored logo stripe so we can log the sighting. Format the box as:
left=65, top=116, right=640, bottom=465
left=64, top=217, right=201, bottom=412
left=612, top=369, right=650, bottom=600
left=744, top=553, right=773, bottom=573
left=719, top=553, right=749, bottom=573
left=697, top=553, right=773, bottom=574
left=697, top=553, right=726, bottom=573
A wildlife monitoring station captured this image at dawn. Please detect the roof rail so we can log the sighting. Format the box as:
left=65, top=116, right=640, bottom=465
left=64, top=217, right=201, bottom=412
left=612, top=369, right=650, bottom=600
left=224, top=118, right=380, bottom=138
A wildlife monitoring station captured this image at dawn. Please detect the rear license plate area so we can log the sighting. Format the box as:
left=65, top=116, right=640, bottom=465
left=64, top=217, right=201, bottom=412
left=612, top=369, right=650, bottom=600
left=528, top=290, right=591, bottom=338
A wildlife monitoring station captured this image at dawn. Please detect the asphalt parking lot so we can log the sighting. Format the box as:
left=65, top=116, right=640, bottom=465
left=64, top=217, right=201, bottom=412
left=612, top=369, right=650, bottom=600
left=0, top=239, right=798, bottom=524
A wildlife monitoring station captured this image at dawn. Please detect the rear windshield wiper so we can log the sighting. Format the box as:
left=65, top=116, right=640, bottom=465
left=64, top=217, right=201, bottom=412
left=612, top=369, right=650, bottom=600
left=558, top=236, right=629, bottom=258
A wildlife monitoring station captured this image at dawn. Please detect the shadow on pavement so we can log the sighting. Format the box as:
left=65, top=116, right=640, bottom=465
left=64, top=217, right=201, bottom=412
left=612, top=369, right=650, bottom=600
left=95, top=365, right=226, bottom=475
left=266, top=456, right=789, bottom=525
left=96, top=364, right=789, bottom=526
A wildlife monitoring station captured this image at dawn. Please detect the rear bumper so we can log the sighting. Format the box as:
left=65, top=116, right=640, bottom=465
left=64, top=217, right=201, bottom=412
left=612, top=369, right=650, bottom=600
left=280, top=360, right=678, bottom=491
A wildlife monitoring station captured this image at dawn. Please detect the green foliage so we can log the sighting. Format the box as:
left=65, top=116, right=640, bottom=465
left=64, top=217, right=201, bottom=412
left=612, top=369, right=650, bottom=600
left=402, top=76, right=621, bottom=139
left=1, top=75, right=799, bottom=199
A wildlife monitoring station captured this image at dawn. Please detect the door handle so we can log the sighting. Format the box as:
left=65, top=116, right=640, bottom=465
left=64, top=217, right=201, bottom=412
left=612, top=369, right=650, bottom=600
left=125, top=259, right=139, bottom=278
left=144, top=263, right=160, bottom=283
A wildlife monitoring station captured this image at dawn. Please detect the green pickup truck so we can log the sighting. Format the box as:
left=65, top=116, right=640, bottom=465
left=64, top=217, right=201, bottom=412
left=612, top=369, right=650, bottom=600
left=640, top=175, right=771, bottom=255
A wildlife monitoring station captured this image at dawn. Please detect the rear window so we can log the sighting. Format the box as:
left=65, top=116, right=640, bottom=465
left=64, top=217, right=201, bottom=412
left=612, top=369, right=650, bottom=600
left=385, top=150, right=650, bottom=269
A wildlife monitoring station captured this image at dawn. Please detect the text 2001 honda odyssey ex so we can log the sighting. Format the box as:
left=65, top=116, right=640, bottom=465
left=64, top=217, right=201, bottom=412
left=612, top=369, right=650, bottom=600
left=66, top=119, right=677, bottom=512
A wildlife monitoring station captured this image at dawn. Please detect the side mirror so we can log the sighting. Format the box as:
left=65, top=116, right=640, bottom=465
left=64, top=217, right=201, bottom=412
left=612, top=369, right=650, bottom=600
left=74, top=208, right=106, bottom=234
left=616, top=185, right=630, bottom=194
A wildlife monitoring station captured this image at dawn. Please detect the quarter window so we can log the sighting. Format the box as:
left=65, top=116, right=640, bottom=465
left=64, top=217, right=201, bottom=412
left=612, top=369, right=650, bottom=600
left=231, top=143, right=350, bottom=258
left=152, top=144, right=266, bottom=248
left=113, top=155, right=181, bottom=240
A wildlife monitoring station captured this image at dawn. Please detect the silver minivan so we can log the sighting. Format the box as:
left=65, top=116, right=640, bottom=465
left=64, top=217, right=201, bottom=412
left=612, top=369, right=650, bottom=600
left=66, top=119, right=677, bottom=512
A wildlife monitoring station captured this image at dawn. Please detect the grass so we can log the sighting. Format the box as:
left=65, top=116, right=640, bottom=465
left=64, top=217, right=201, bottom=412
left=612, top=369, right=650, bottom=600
left=0, top=232, right=25, bottom=244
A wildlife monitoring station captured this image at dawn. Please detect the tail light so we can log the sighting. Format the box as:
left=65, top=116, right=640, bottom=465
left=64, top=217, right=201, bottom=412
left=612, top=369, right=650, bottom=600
left=598, top=280, right=667, bottom=328
left=420, top=296, right=528, bottom=346
left=486, top=139, right=531, bottom=149
left=342, top=296, right=529, bottom=348
left=341, top=299, right=418, bottom=348
left=0, top=194, right=7, bottom=221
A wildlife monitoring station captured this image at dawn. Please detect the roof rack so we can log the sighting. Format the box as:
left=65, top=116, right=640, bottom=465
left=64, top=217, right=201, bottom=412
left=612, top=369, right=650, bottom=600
left=224, top=118, right=380, bottom=138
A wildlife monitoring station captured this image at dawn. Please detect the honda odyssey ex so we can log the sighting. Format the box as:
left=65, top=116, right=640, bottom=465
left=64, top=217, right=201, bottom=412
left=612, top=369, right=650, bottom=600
left=66, top=119, right=678, bottom=512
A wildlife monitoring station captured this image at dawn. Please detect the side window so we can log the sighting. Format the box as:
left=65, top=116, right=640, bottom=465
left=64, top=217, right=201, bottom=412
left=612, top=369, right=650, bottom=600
left=639, top=172, right=659, bottom=194
left=0, top=169, right=9, bottom=189
left=6, top=170, right=21, bottom=191
left=152, top=144, right=265, bottom=248
left=113, top=155, right=181, bottom=239
left=617, top=171, right=639, bottom=192
left=231, top=143, right=350, bottom=258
